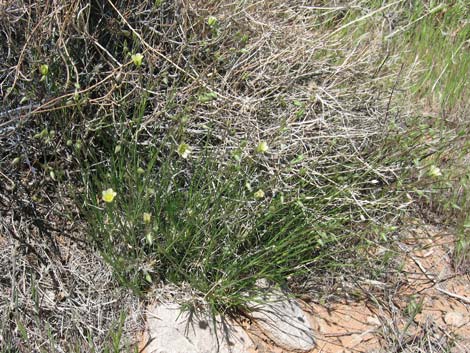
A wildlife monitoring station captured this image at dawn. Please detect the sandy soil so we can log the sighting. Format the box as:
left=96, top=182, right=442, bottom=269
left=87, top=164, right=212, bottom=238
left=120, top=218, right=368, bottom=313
left=305, top=226, right=468, bottom=353
left=139, top=224, right=470, bottom=353
left=244, top=225, right=470, bottom=353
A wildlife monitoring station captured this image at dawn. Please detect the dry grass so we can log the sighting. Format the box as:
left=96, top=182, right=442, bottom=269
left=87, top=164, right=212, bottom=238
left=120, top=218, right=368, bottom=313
left=0, top=175, right=143, bottom=351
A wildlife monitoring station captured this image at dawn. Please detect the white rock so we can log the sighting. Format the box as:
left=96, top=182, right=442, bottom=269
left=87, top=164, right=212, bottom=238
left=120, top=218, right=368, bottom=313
left=249, top=289, right=315, bottom=351
left=145, top=303, right=255, bottom=353
left=366, top=315, right=382, bottom=327
left=349, top=333, right=363, bottom=346
left=444, top=311, right=467, bottom=327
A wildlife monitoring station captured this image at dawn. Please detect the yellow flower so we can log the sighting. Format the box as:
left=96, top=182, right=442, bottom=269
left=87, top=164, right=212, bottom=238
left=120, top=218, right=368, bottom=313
left=131, top=53, right=144, bottom=67
left=256, top=141, right=269, bottom=153
left=177, top=143, right=192, bottom=159
left=143, top=212, right=152, bottom=224
left=254, top=189, right=265, bottom=199
left=102, top=188, right=117, bottom=203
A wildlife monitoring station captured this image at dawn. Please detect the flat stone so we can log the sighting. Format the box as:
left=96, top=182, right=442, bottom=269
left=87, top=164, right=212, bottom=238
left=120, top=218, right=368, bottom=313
left=349, top=333, right=363, bottom=346
left=144, top=303, right=255, bottom=353
left=249, top=288, right=315, bottom=351
left=444, top=311, right=467, bottom=327
left=366, top=315, right=381, bottom=327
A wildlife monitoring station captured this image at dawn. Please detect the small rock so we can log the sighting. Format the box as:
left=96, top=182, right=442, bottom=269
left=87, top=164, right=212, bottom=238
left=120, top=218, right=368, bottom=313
left=444, top=312, right=467, bottom=327
left=249, top=288, right=315, bottom=352
left=366, top=315, right=381, bottom=327
left=349, top=333, right=363, bottom=346
left=145, top=303, right=255, bottom=353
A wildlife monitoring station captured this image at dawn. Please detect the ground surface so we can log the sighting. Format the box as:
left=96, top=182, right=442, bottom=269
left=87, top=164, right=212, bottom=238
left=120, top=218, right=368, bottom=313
left=304, top=224, right=470, bottom=353
left=138, top=223, right=470, bottom=353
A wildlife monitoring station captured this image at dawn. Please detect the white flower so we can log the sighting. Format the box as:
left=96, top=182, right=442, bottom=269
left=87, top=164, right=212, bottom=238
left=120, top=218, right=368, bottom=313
left=256, top=141, right=269, bottom=153
left=177, top=143, right=192, bottom=159
left=131, top=53, right=144, bottom=67
left=254, top=189, right=265, bottom=199
left=428, top=165, right=442, bottom=177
